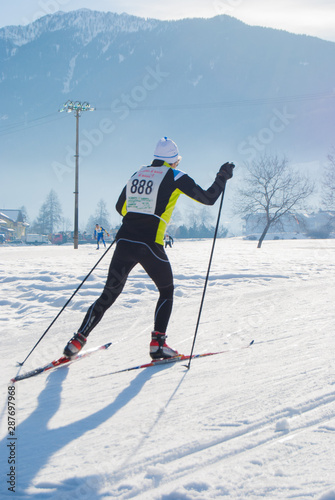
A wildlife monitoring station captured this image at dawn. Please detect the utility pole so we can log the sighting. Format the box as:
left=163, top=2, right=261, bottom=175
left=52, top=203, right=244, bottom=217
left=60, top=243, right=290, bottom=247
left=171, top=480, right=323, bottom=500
left=59, top=100, right=95, bottom=249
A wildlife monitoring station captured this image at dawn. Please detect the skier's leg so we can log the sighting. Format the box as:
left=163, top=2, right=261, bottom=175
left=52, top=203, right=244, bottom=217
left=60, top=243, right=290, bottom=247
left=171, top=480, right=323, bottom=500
left=63, top=241, right=136, bottom=356
left=137, top=243, right=174, bottom=332
left=138, top=243, right=177, bottom=359
left=79, top=245, right=136, bottom=336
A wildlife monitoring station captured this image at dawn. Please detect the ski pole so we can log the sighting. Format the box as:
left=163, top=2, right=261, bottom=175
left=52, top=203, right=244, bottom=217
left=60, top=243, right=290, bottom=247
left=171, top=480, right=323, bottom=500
left=18, top=239, right=116, bottom=366
left=187, top=186, right=226, bottom=370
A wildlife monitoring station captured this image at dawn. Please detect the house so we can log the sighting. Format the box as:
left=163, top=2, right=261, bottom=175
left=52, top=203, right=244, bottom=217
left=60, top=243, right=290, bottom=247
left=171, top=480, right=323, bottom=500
left=297, top=210, right=335, bottom=237
left=243, top=210, right=335, bottom=239
left=0, top=209, right=29, bottom=241
left=243, top=213, right=300, bottom=237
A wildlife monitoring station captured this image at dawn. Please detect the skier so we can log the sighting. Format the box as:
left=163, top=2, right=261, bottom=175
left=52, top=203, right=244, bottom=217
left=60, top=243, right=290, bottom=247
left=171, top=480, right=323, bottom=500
left=63, top=137, right=234, bottom=359
left=164, top=233, right=174, bottom=248
left=94, top=224, right=109, bottom=249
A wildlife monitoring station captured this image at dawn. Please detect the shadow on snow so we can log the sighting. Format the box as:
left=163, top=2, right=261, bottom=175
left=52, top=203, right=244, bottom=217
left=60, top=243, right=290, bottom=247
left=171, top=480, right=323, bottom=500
left=1, top=362, right=186, bottom=499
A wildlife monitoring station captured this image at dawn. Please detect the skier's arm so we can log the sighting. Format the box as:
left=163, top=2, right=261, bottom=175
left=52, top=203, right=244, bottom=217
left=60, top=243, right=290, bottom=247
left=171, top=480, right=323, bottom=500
left=178, top=163, right=234, bottom=205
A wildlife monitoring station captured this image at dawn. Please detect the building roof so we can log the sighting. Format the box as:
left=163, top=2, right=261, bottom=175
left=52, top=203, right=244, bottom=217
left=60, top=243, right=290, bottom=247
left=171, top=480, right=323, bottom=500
left=0, top=210, right=24, bottom=223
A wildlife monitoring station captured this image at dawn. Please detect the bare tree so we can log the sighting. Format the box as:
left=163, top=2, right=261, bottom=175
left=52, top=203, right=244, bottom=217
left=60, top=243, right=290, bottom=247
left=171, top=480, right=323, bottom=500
left=187, top=205, right=212, bottom=229
left=61, top=217, right=72, bottom=232
left=236, top=155, right=314, bottom=248
left=323, top=150, right=335, bottom=209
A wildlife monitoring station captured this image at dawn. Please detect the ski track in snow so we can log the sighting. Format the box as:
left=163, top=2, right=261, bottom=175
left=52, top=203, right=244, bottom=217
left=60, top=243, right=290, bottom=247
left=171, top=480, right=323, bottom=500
left=0, top=239, right=335, bottom=500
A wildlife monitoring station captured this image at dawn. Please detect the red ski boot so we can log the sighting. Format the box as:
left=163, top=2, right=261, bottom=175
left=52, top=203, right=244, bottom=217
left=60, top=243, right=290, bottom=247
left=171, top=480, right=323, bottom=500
left=63, top=332, right=87, bottom=357
left=150, top=331, right=179, bottom=360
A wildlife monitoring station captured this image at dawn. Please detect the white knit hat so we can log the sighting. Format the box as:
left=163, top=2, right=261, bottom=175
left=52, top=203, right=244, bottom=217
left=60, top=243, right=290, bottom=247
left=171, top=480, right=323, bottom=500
left=153, top=137, right=181, bottom=163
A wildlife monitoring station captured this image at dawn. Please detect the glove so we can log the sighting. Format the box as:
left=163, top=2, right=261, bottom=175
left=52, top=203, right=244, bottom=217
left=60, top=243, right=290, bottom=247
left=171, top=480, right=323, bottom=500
left=216, top=162, right=235, bottom=181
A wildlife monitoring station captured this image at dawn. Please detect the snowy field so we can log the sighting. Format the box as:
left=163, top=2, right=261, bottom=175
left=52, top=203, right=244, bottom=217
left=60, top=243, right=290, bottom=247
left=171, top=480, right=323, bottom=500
left=1, top=238, right=335, bottom=500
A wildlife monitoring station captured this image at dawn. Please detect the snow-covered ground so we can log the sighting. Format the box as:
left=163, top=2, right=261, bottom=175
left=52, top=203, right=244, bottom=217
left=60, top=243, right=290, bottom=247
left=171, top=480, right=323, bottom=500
left=1, top=238, right=335, bottom=500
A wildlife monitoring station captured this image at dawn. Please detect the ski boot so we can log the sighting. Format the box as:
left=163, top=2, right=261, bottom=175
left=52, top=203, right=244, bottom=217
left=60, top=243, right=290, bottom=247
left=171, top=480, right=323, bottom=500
left=150, top=331, right=179, bottom=360
left=63, top=332, right=87, bottom=357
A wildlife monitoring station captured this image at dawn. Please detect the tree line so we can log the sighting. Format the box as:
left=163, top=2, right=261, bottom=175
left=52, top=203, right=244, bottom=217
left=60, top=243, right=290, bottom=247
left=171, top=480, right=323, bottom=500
left=23, top=151, right=335, bottom=247
left=25, top=195, right=112, bottom=237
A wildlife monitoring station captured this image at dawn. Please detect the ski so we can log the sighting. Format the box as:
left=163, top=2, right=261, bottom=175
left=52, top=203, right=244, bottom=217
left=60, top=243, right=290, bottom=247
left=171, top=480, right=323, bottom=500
left=11, top=342, right=112, bottom=383
left=91, top=340, right=254, bottom=379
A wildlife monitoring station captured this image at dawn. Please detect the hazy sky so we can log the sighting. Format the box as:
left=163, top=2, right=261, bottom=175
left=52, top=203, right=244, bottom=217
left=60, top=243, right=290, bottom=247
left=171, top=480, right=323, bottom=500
left=1, top=0, right=334, bottom=42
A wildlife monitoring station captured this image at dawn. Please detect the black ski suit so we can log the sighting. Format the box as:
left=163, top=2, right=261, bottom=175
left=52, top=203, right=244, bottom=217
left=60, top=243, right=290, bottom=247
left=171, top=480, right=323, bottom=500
left=77, top=160, right=226, bottom=337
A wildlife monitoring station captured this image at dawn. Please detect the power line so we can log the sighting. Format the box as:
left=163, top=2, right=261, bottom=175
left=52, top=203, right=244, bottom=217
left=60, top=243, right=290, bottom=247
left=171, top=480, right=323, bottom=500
left=95, top=90, right=335, bottom=112
left=0, top=90, right=334, bottom=137
left=98, top=91, right=335, bottom=112
left=0, top=112, right=64, bottom=137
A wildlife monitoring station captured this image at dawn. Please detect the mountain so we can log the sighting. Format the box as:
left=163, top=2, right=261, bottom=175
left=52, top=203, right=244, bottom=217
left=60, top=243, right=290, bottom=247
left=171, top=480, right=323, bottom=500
left=1, top=9, right=334, bottom=224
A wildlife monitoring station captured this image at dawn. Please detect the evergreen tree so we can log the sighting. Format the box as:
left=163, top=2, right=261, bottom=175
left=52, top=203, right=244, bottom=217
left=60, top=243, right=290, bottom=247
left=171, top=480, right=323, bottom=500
left=85, top=215, right=96, bottom=236
left=19, top=205, right=29, bottom=224
left=34, top=190, right=63, bottom=234
left=86, top=199, right=111, bottom=236
left=95, top=199, right=111, bottom=226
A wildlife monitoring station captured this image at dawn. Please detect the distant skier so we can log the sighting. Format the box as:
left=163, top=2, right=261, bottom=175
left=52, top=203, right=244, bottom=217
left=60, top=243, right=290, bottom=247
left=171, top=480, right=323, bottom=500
left=63, top=137, right=234, bottom=360
left=94, top=224, right=109, bottom=249
left=164, top=234, right=174, bottom=248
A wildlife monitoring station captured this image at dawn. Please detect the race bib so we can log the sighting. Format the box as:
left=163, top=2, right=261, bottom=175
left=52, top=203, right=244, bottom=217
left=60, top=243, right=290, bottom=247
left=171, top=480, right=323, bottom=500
left=126, top=166, right=168, bottom=214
